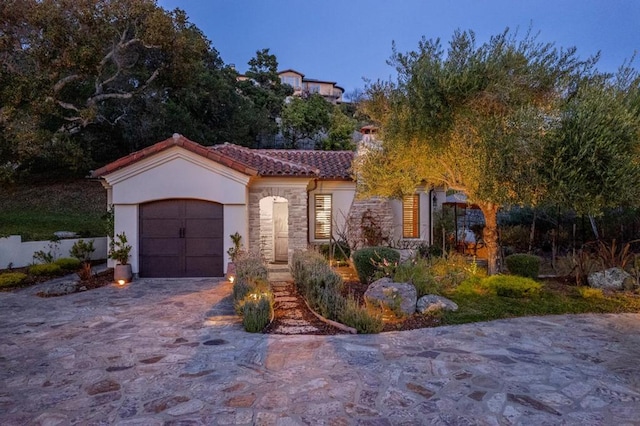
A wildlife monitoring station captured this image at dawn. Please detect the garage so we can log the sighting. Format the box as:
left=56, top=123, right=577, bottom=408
left=139, top=199, right=224, bottom=277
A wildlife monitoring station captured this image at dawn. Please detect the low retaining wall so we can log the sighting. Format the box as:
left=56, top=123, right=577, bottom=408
left=0, top=235, right=108, bottom=269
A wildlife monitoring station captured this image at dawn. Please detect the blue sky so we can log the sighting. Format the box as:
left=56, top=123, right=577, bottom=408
left=157, top=0, right=639, bottom=95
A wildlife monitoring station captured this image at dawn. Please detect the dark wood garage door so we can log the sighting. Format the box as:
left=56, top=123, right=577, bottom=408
left=139, top=199, right=223, bottom=277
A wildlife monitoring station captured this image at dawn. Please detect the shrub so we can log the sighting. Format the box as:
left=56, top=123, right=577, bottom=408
left=339, top=296, right=384, bottom=334
left=55, top=257, right=81, bottom=271
left=575, top=286, right=604, bottom=299
left=70, top=239, right=95, bottom=263
left=234, top=251, right=268, bottom=281
left=233, top=277, right=270, bottom=314
left=0, top=272, right=27, bottom=288
left=28, top=263, right=63, bottom=276
left=430, top=253, right=483, bottom=289
left=481, top=275, right=542, bottom=298
left=352, top=247, right=400, bottom=284
left=393, top=258, right=441, bottom=297
left=505, top=253, right=540, bottom=279
left=318, top=240, right=351, bottom=263
left=242, top=293, right=274, bottom=333
left=291, top=250, right=383, bottom=333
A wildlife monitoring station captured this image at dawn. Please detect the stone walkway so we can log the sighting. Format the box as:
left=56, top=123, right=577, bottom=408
left=1, top=278, right=640, bottom=425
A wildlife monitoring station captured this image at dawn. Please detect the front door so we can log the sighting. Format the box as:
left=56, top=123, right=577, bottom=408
left=273, top=201, right=288, bottom=262
left=139, top=199, right=223, bottom=277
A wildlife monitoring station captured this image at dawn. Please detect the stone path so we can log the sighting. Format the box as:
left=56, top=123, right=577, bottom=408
left=1, top=277, right=640, bottom=425
left=270, top=281, right=324, bottom=335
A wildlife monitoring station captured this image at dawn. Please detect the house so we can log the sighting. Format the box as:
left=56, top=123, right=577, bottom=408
left=278, top=69, right=344, bottom=104
left=91, top=134, right=441, bottom=278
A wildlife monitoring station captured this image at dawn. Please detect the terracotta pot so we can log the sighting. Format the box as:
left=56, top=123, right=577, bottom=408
left=114, top=264, right=133, bottom=283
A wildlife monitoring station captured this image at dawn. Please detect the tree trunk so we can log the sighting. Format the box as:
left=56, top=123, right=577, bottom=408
left=528, top=210, right=537, bottom=254
left=478, top=202, right=500, bottom=275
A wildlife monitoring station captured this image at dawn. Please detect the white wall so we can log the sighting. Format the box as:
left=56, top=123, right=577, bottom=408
left=0, top=235, right=108, bottom=269
left=308, top=180, right=356, bottom=244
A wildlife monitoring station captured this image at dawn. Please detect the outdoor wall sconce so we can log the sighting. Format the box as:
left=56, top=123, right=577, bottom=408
left=432, top=194, right=438, bottom=206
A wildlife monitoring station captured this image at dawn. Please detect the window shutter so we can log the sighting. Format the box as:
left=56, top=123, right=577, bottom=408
left=403, top=195, right=420, bottom=238
left=315, top=195, right=332, bottom=239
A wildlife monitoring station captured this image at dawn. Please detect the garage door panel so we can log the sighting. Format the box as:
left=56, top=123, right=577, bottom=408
left=140, top=200, right=182, bottom=218
left=185, top=201, right=223, bottom=219
left=141, top=219, right=182, bottom=238
left=184, top=219, right=223, bottom=238
left=139, top=199, right=224, bottom=278
left=141, top=238, right=183, bottom=255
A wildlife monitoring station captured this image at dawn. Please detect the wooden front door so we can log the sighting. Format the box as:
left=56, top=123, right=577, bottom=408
left=273, top=201, right=288, bottom=262
left=139, top=199, right=223, bottom=277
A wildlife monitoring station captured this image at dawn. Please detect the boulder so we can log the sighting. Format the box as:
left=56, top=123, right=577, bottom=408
left=39, top=280, right=78, bottom=296
left=417, top=295, right=458, bottom=314
left=587, top=267, right=633, bottom=290
left=364, top=277, right=417, bottom=316
left=54, top=231, right=78, bottom=239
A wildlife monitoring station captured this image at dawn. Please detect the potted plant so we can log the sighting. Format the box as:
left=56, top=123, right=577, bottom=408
left=109, top=232, right=132, bottom=283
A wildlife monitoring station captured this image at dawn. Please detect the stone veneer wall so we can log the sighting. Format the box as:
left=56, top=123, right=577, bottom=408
left=346, top=196, right=395, bottom=250
left=248, top=186, right=308, bottom=263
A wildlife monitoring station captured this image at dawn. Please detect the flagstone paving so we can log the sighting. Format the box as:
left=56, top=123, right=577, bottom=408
left=1, top=277, right=640, bottom=425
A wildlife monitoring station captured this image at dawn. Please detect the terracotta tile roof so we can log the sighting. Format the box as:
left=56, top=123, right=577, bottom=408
left=92, top=134, right=355, bottom=180
left=91, top=134, right=259, bottom=178
left=211, top=143, right=355, bottom=179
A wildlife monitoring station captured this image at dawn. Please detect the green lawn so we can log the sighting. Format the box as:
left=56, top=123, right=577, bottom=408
left=0, top=180, right=107, bottom=241
left=440, top=280, right=640, bottom=325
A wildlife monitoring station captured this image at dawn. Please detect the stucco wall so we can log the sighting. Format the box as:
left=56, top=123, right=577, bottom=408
left=0, top=236, right=108, bottom=269
left=308, top=180, right=356, bottom=244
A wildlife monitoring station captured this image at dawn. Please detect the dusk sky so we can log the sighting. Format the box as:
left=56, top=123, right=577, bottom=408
left=156, top=0, right=640, bottom=95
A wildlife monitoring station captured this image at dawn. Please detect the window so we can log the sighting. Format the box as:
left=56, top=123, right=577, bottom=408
left=403, top=195, right=420, bottom=238
left=314, top=194, right=332, bottom=239
left=280, top=76, right=301, bottom=89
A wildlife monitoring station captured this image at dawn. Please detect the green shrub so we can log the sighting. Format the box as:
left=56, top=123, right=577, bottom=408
left=339, top=296, right=384, bottom=334
left=291, top=250, right=383, bottom=333
left=393, top=258, right=441, bottom=297
left=352, top=247, right=400, bottom=284
left=505, top=254, right=540, bottom=279
left=481, top=275, right=542, bottom=298
left=28, top=263, right=63, bottom=276
left=55, top=257, right=81, bottom=271
left=0, top=272, right=28, bottom=288
left=242, top=293, right=273, bottom=332
left=234, top=251, right=268, bottom=281
left=70, top=239, right=95, bottom=263
left=429, top=253, right=484, bottom=289
left=575, top=286, right=604, bottom=299
left=318, top=240, right=351, bottom=262
left=233, top=276, right=270, bottom=314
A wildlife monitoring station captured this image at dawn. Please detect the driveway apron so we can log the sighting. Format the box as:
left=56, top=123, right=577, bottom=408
left=1, top=278, right=639, bottom=425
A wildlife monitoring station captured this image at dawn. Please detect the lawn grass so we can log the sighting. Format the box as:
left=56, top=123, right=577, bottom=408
left=440, top=279, right=640, bottom=325
left=0, top=180, right=107, bottom=241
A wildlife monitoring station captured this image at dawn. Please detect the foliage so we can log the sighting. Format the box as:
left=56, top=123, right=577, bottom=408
left=108, top=232, right=132, bottom=265
left=480, top=275, right=543, bottom=298
left=242, top=293, right=274, bottom=333
left=339, top=296, right=384, bottom=334
left=575, top=286, right=604, bottom=299
left=500, top=226, right=532, bottom=253
left=323, top=107, right=356, bottom=151
left=280, top=94, right=332, bottom=148
left=429, top=253, right=484, bottom=289
left=28, top=263, right=63, bottom=276
left=70, top=240, right=95, bottom=263
left=227, top=232, right=243, bottom=262
left=233, top=277, right=271, bottom=315
left=32, top=249, right=55, bottom=265
left=555, top=250, right=599, bottom=286
left=291, top=250, right=382, bottom=333
left=234, top=251, right=268, bottom=281
left=54, top=257, right=81, bottom=271
left=360, top=209, right=390, bottom=247
left=77, top=261, right=94, bottom=281
left=594, top=239, right=637, bottom=269
left=355, top=27, right=600, bottom=275
left=0, top=272, right=27, bottom=288
left=393, top=258, right=441, bottom=297
left=318, top=240, right=351, bottom=263
left=352, top=247, right=400, bottom=284
left=505, top=254, right=541, bottom=280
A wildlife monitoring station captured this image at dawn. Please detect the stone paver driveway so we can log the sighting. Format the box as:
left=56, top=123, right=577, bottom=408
left=1, top=278, right=640, bottom=425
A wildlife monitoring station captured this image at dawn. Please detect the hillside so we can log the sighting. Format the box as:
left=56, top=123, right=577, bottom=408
left=0, top=179, right=107, bottom=241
